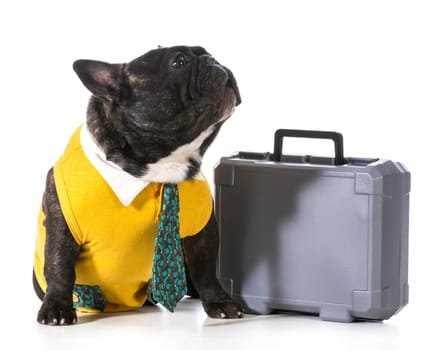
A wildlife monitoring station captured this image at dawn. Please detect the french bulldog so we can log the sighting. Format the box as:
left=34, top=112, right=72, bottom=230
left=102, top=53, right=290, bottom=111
left=33, top=45, right=243, bottom=325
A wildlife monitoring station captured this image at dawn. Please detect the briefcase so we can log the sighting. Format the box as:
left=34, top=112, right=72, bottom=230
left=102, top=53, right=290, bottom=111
left=215, top=129, right=410, bottom=322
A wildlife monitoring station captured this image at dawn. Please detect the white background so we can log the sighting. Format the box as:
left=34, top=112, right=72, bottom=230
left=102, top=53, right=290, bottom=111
left=0, top=0, right=429, bottom=348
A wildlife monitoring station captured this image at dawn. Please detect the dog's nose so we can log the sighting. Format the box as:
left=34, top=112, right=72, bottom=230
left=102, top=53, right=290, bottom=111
left=200, top=54, right=218, bottom=66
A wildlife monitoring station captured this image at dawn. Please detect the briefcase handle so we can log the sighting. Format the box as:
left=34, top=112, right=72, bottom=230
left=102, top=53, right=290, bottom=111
left=273, top=129, right=347, bottom=165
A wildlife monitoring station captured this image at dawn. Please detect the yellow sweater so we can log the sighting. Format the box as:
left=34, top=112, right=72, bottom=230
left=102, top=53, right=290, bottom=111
left=34, top=126, right=213, bottom=312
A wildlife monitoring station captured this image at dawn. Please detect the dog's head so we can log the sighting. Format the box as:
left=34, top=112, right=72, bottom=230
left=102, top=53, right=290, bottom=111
left=73, top=46, right=240, bottom=181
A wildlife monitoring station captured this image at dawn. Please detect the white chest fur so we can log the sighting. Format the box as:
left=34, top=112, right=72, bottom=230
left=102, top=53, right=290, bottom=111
left=143, top=125, right=215, bottom=183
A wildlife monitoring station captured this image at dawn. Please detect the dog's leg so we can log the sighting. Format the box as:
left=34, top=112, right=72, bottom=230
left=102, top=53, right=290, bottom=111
left=183, top=212, right=244, bottom=318
left=36, top=168, right=80, bottom=325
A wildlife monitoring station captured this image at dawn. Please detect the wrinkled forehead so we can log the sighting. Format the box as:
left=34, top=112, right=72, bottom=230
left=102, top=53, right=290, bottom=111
left=129, top=46, right=210, bottom=66
left=169, top=45, right=209, bottom=56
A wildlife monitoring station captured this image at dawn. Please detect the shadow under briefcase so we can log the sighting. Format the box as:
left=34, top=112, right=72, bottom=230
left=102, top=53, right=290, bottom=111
left=215, top=129, right=410, bottom=322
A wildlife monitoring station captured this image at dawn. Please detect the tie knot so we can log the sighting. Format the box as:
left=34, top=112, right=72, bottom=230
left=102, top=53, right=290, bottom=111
left=163, top=184, right=179, bottom=212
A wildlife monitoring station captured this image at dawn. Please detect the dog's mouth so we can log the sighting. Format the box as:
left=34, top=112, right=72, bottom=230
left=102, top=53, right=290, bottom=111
left=215, top=67, right=240, bottom=124
left=224, top=69, right=241, bottom=106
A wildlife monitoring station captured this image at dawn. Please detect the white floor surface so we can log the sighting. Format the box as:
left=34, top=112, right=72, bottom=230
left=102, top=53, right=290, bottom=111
left=3, top=293, right=424, bottom=350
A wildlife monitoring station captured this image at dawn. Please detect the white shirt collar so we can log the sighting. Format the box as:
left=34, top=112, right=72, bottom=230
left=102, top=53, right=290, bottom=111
left=80, top=124, right=150, bottom=206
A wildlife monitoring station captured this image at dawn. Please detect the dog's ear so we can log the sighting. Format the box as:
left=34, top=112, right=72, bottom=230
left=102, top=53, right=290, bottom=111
left=73, top=60, right=124, bottom=102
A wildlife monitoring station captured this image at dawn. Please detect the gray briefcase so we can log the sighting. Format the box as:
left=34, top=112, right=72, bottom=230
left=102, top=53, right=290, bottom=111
left=215, top=129, right=410, bottom=322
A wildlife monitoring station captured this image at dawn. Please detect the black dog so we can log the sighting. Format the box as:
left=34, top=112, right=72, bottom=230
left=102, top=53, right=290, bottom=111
left=33, top=46, right=243, bottom=325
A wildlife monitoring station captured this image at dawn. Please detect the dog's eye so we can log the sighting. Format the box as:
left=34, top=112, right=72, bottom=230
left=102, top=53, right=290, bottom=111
left=171, top=54, right=188, bottom=69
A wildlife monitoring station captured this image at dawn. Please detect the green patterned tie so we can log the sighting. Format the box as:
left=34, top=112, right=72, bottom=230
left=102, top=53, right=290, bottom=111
left=147, top=184, right=187, bottom=312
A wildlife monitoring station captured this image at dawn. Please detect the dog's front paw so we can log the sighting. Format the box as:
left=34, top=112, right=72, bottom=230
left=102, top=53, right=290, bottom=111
left=203, top=301, right=244, bottom=319
left=37, top=299, right=77, bottom=325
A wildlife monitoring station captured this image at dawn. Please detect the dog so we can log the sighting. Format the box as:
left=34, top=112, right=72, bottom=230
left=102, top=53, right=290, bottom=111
left=33, top=45, right=243, bottom=325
